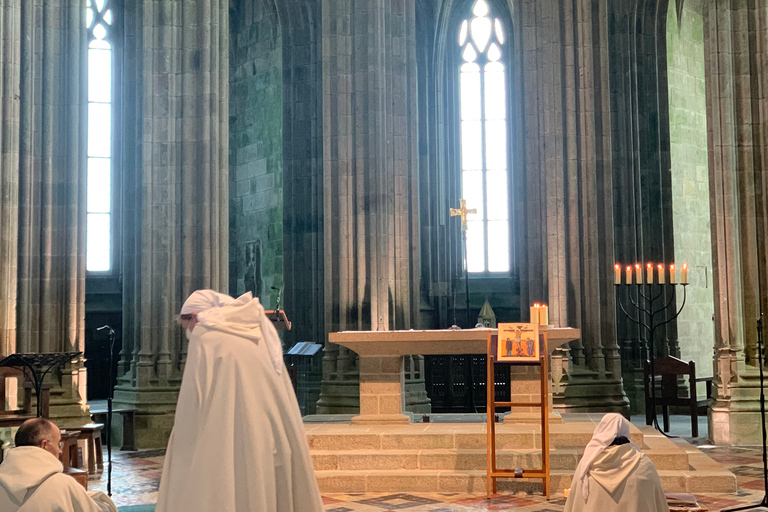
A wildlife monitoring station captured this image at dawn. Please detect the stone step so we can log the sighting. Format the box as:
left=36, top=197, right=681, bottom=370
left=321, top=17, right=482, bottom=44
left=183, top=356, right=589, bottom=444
left=313, top=447, right=689, bottom=472
left=305, top=422, right=645, bottom=452
left=316, top=466, right=736, bottom=494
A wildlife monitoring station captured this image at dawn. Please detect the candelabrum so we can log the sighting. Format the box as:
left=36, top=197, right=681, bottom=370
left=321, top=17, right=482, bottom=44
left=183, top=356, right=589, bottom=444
left=614, top=267, right=688, bottom=436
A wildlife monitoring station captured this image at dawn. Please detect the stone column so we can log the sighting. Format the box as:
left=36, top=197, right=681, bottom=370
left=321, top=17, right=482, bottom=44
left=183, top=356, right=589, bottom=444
left=0, top=0, right=91, bottom=427
left=114, top=0, right=230, bottom=448
left=315, top=0, right=426, bottom=415
left=519, top=0, right=628, bottom=414
left=704, top=0, right=768, bottom=445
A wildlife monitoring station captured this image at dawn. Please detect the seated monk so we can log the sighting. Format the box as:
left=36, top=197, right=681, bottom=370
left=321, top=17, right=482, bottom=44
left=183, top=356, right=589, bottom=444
left=564, top=413, right=669, bottom=512
left=0, top=418, right=117, bottom=512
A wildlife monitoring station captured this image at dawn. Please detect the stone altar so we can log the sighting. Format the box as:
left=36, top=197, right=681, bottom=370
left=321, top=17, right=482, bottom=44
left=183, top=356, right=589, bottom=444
left=328, top=327, right=580, bottom=425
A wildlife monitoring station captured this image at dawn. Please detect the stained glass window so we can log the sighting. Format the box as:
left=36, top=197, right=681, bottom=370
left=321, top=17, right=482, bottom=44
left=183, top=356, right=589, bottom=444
left=86, top=0, right=113, bottom=272
left=458, top=0, right=510, bottom=273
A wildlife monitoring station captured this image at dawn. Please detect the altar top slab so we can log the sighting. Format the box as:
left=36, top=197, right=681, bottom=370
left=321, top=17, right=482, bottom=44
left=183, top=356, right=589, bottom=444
left=328, top=327, right=580, bottom=356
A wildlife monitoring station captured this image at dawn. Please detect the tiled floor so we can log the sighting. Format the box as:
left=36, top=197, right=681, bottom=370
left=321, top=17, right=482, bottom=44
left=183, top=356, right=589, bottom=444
left=90, top=416, right=768, bottom=511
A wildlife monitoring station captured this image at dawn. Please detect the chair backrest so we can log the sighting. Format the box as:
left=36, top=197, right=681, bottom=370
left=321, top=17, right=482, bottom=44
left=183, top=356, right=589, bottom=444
left=0, top=367, right=30, bottom=415
left=644, top=355, right=696, bottom=399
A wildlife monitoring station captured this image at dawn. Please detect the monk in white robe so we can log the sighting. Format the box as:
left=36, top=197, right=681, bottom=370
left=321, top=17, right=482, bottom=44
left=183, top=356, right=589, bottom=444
left=564, top=413, right=669, bottom=512
left=156, top=290, right=324, bottom=512
left=0, top=418, right=117, bottom=512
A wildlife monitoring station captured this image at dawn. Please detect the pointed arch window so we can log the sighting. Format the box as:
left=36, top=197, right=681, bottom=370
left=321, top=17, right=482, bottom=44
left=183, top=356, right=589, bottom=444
left=458, top=0, right=510, bottom=273
left=86, top=0, right=114, bottom=272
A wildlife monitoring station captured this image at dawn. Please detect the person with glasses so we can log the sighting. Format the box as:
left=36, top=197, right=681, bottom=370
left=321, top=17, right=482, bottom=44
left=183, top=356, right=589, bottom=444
left=0, top=418, right=116, bottom=511
left=155, top=290, right=323, bottom=512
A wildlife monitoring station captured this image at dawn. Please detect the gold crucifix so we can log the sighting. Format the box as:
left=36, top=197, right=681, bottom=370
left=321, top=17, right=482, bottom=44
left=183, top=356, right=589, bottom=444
left=450, top=199, right=477, bottom=232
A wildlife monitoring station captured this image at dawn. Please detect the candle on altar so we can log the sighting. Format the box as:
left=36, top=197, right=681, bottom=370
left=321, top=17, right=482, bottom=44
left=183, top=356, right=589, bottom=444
left=635, top=264, right=643, bottom=284
left=658, top=264, right=665, bottom=284
left=540, top=304, right=549, bottom=326
left=530, top=303, right=540, bottom=324
left=646, top=263, right=653, bottom=284
left=681, top=263, right=688, bottom=284
left=614, top=264, right=621, bottom=284
left=669, top=264, right=676, bottom=284
left=626, top=266, right=632, bottom=284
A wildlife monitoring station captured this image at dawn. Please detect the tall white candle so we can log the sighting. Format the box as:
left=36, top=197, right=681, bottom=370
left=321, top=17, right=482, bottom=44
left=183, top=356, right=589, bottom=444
left=646, top=263, right=653, bottom=284
left=669, top=264, right=676, bottom=284
left=635, top=264, right=643, bottom=284
left=626, top=266, right=632, bottom=284
left=614, top=264, right=621, bottom=285
left=681, top=263, right=688, bottom=284
left=658, top=264, right=665, bottom=284
left=540, top=304, right=549, bottom=326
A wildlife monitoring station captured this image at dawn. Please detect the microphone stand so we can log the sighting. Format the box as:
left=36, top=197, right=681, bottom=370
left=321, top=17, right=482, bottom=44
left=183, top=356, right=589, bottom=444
left=97, top=325, right=116, bottom=497
left=724, top=316, right=768, bottom=511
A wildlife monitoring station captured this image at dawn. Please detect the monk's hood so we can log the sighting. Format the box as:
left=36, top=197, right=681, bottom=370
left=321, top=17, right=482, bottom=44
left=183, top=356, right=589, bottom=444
left=588, top=444, right=644, bottom=495
left=196, top=298, right=283, bottom=374
left=0, top=446, right=62, bottom=503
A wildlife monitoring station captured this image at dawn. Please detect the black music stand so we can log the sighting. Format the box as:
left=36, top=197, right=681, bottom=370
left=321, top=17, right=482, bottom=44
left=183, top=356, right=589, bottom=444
left=0, top=352, right=82, bottom=417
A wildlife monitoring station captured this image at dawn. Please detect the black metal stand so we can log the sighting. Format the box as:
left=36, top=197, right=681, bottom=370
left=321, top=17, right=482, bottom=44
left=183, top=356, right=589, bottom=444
left=0, top=352, right=82, bottom=418
left=616, top=282, right=687, bottom=437
left=723, top=318, right=768, bottom=512
left=97, top=325, right=116, bottom=497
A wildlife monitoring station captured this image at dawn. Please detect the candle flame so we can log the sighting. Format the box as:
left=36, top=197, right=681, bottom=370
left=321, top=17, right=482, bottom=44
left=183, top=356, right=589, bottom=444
left=683, top=263, right=688, bottom=269
left=658, top=264, right=663, bottom=269
left=615, top=264, right=620, bottom=269
left=626, top=266, right=631, bottom=271
left=670, top=264, right=675, bottom=269
left=635, top=264, right=641, bottom=269
left=647, top=263, right=652, bottom=268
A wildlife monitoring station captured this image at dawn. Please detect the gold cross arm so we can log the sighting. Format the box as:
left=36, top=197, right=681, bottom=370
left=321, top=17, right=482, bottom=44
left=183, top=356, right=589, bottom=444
left=450, top=199, right=477, bottom=231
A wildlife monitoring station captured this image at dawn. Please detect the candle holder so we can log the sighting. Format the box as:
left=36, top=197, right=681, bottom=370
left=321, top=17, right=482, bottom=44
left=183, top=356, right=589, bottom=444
left=615, top=280, right=688, bottom=437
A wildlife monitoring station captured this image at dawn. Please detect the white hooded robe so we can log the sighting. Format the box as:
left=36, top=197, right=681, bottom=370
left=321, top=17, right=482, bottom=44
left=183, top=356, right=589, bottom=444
left=564, top=414, right=669, bottom=512
left=155, top=296, right=324, bottom=512
left=0, top=446, right=117, bottom=512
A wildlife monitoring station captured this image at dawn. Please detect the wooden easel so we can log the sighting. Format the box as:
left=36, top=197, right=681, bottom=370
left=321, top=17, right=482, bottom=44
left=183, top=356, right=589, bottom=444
left=485, top=328, right=550, bottom=498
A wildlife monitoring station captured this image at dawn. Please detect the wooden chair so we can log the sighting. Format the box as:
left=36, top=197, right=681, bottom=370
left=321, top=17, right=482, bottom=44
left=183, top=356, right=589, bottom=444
left=0, top=368, right=51, bottom=427
left=644, top=355, right=713, bottom=437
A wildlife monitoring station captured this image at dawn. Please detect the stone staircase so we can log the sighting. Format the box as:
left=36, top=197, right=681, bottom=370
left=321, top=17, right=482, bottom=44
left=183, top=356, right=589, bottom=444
left=305, top=422, right=737, bottom=494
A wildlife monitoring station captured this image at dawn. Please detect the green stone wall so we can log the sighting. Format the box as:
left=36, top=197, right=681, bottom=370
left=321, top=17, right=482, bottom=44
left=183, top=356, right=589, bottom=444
left=229, top=2, right=283, bottom=310
left=667, top=0, right=714, bottom=382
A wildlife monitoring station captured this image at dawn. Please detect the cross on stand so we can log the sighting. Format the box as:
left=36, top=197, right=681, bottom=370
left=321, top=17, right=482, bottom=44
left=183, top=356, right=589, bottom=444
left=450, top=198, right=478, bottom=412
left=450, top=199, right=477, bottom=232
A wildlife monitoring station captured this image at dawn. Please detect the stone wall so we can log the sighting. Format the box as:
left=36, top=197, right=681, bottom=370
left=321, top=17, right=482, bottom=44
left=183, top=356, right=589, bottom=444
left=666, top=0, right=715, bottom=387
left=229, top=0, right=283, bottom=309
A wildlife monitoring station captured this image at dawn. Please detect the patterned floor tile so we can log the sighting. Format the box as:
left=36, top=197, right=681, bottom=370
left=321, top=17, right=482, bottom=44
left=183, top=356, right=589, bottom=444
left=85, top=443, right=768, bottom=511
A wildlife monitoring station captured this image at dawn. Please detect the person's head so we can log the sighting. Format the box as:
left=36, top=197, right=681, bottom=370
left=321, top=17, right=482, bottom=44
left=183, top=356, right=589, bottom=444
left=591, top=413, right=632, bottom=443
left=177, top=312, right=199, bottom=335
left=14, top=418, right=62, bottom=459
left=178, top=290, right=245, bottom=337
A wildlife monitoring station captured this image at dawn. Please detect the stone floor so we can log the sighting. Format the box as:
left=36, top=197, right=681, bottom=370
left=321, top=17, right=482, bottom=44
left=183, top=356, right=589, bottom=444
left=90, top=415, right=768, bottom=511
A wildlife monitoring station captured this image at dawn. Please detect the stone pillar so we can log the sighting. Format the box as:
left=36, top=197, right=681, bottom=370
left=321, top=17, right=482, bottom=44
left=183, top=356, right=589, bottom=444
left=316, top=0, right=427, bottom=415
left=114, top=0, right=230, bottom=448
left=0, top=0, right=91, bottom=427
left=703, top=0, right=768, bottom=445
left=519, top=0, right=628, bottom=414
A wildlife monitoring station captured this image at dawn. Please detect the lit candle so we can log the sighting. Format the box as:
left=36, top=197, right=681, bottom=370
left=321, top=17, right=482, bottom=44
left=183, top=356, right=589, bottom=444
left=626, top=266, right=632, bottom=284
left=646, top=263, right=653, bottom=284
left=635, top=264, right=643, bottom=284
left=681, top=263, right=688, bottom=284
left=530, top=303, right=540, bottom=325
left=669, top=264, right=676, bottom=284
left=614, top=264, right=621, bottom=284
left=658, top=264, right=665, bottom=284
left=540, top=304, right=549, bottom=326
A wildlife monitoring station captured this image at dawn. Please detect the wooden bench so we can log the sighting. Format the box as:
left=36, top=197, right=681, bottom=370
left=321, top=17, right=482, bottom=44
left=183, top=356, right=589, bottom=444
left=90, top=407, right=136, bottom=451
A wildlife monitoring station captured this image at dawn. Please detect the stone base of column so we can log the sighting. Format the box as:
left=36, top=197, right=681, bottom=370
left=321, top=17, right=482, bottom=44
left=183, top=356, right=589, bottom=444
left=350, top=413, right=411, bottom=425
left=316, top=380, right=361, bottom=414
left=710, top=372, right=768, bottom=445
left=113, top=386, right=180, bottom=449
left=552, top=370, right=630, bottom=415
left=405, top=378, right=431, bottom=414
